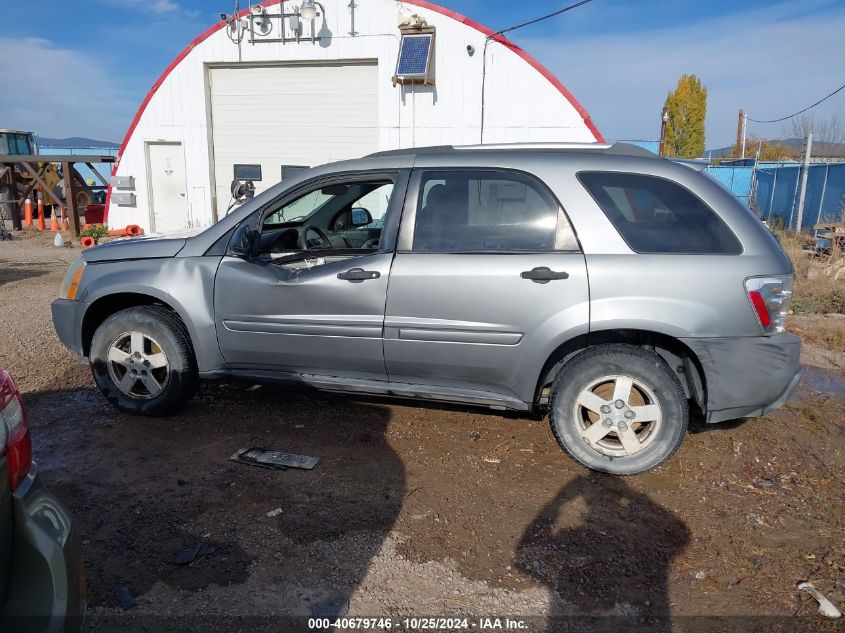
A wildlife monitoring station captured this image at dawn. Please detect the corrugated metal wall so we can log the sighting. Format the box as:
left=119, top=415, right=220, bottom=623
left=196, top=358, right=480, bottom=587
left=704, top=165, right=755, bottom=205
left=755, top=163, right=845, bottom=229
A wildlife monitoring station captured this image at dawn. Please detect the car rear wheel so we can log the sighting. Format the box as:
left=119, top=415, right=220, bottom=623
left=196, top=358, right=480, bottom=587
left=90, top=306, right=199, bottom=415
left=549, top=345, right=687, bottom=475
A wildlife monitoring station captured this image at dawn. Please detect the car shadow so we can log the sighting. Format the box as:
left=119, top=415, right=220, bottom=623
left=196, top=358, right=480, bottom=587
left=25, top=378, right=405, bottom=623
left=514, top=474, right=690, bottom=629
left=0, top=260, right=51, bottom=286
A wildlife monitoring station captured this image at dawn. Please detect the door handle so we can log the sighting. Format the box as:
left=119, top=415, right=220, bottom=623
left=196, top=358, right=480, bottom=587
left=337, top=267, right=381, bottom=283
left=520, top=267, right=570, bottom=284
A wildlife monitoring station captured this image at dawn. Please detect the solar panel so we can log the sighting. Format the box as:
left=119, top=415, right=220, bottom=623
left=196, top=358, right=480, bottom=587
left=396, top=34, right=432, bottom=78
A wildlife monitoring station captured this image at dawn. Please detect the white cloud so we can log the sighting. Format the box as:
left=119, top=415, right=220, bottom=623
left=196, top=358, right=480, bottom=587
left=0, top=37, right=136, bottom=142
left=101, top=0, right=199, bottom=17
left=517, top=2, right=845, bottom=148
left=106, top=0, right=181, bottom=14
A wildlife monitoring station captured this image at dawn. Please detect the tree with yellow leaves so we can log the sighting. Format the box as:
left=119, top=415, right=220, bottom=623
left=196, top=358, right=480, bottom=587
left=664, top=74, right=707, bottom=158
left=730, top=136, right=796, bottom=161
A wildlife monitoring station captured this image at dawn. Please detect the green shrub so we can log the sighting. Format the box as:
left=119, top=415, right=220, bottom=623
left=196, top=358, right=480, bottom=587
left=81, top=225, right=109, bottom=240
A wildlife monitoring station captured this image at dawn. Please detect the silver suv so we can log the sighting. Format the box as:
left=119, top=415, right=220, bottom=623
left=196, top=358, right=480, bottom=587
left=52, top=143, right=801, bottom=475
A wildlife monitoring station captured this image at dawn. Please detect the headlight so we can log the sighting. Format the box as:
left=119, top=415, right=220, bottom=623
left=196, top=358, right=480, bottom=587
left=58, top=256, right=86, bottom=300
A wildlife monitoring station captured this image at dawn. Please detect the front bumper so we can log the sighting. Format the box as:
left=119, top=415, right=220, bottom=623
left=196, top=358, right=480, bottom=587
left=0, top=463, right=87, bottom=633
left=51, top=299, right=86, bottom=360
left=681, top=332, right=802, bottom=424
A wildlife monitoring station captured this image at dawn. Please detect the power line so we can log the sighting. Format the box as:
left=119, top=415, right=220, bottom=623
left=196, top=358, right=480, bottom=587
left=480, top=0, right=597, bottom=142
left=487, top=0, right=596, bottom=40
left=746, top=81, right=845, bottom=123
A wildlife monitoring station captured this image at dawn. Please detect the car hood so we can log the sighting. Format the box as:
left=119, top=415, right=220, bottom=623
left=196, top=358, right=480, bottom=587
left=82, top=234, right=187, bottom=263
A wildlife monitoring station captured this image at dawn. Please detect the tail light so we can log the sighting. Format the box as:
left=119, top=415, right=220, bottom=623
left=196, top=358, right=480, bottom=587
left=0, top=370, right=32, bottom=492
left=745, top=275, right=793, bottom=334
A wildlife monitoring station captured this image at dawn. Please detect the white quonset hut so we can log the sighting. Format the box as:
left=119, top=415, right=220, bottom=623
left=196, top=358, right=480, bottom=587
left=105, top=0, right=603, bottom=233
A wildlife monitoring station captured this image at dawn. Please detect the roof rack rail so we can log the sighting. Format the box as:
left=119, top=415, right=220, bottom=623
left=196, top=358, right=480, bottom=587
left=456, top=141, right=658, bottom=158
left=366, top=141, right=660, bottom=159
left=366, top=145, right=453, bottom=158
left=455, top=142, right=611, bottom=151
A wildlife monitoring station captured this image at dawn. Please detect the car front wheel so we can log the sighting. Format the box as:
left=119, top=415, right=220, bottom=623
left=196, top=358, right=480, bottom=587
left=549, top=345, right=688, bottom=475
left=90, top=305, right=199, bottom=415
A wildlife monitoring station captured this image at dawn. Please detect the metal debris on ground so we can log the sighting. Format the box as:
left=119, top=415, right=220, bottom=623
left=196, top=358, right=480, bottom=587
left=266, top=507, right=283, bottom=518
left=174, top=543, right=217, bottom=566
left=798, top=582, right=842, bottom=618
left=116, top=586, right=136, bottom=610
left=229, top=447, right=319, bottom=471
left=311, top=596, right=350, bottom=619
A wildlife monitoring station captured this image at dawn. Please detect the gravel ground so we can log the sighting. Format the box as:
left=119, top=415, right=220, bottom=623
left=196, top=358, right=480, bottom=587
left=1, top=230, right=843, bottom=632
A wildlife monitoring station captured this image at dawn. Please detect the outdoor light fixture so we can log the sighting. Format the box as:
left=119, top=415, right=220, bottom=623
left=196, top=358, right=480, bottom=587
left=299, top=0, right=318, bottom=21
left=250, top=5, right=272, bottom=35
left=234, top=0, right=326, bottom=44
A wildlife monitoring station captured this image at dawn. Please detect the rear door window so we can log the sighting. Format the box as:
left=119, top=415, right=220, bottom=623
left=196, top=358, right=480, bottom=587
left=578, top=172, right=742, bottom=254
left=412, top=170, right=578, bottom=252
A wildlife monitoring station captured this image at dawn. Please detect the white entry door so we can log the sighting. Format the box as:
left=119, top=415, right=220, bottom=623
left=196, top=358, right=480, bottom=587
left=147, top=142, right=189, bottom=233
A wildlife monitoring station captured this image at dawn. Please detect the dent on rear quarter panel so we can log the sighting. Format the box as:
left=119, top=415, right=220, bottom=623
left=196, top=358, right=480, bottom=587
left=80, top=257, right=225, bottom=371
left=585, top=254, right=780, bottom=338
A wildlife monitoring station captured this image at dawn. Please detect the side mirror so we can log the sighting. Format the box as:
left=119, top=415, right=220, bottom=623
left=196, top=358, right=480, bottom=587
left=229, top=223, right=258, bottom=258
left=350, top=207, right=373, bottom=227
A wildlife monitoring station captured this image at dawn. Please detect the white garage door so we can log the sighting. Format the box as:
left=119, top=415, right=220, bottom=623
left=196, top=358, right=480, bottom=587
left=209, top=62, right=379, bottom=217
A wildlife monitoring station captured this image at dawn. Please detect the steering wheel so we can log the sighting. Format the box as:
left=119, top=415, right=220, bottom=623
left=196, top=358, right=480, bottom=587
left=361, top=237, right=380, bottom=250
left=299, top=225, right=332, bottom=250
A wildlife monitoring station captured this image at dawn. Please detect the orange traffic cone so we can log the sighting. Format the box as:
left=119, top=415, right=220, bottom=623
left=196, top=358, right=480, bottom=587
left=37, top=194, right=46, bottom=231
left=62, top=207, right=70, bottom=231
left=24, top=199, right=33, bottom=227
left=50, top=209, right=60, bottom=232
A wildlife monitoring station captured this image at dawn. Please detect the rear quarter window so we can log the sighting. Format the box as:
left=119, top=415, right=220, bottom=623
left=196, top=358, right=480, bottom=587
left=578, top=171, right=742, bottom=255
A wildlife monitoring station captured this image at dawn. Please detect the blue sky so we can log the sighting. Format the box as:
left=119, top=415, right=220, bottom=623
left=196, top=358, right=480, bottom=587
left=2, top=0, right=843, bottom=147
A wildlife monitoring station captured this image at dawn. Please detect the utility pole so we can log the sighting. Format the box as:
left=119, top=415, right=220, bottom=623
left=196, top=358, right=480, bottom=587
left=736, top=109, right=744, bottom=153
left=795, top=133, right=813, bottom=232
left=659, top=107, right=669, bottom=156
left=740, top=112, right=748, bottom=160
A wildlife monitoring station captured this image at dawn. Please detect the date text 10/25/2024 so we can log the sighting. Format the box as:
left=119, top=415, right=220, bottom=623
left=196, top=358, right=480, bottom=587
left=308, top=617, right=528, bottom=630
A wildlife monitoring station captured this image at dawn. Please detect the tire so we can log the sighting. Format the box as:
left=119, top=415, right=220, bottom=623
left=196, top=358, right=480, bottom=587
left=548, top=344, right=687, bottom=475
left=89, top=305, right=199, bottom=415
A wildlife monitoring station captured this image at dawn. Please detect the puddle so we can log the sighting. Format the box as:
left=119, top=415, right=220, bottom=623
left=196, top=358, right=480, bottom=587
left=798, top=366, right=845, bottom=400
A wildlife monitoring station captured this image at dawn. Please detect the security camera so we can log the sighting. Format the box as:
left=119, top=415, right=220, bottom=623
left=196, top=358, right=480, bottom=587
left=466, top=44, right=475, bottom=56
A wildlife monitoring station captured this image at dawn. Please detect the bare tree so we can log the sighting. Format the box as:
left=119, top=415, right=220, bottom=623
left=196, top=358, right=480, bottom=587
left=785, top=113, right=845, bottom=157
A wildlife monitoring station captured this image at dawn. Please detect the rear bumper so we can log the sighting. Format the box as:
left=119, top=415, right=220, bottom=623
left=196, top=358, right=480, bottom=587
left=51, top=299, right=86, bottom=360
left=681, top=333, right=802, bottom=424
left=0, top=463, right=87, bottom=633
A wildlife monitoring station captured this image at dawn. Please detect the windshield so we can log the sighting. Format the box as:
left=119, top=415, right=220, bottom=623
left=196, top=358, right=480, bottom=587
left=0, top=133, right=34, bottom=155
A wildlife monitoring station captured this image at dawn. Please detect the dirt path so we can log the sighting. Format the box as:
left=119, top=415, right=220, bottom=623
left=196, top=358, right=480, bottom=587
left=1, top=234, right=842, bottom=631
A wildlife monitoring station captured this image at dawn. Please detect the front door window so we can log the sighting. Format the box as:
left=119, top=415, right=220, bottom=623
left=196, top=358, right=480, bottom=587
left=258, top=179, right=395, bottom=256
